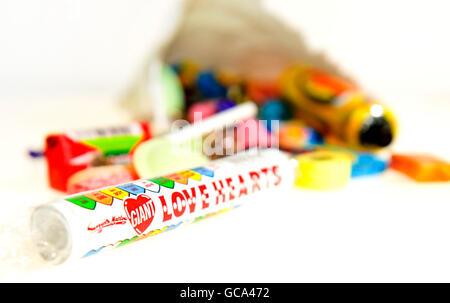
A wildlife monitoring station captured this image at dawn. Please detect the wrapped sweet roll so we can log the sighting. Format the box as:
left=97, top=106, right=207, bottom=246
left=45, top=122, right=151, bottom=192
left=31, top=149, right=295, bottom=265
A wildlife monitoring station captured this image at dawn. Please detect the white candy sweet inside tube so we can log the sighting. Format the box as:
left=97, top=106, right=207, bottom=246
left=30, top=149, right=295, bottom=265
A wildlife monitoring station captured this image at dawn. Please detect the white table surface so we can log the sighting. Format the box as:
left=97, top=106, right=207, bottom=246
left=1, top=93, right=449, bottom=283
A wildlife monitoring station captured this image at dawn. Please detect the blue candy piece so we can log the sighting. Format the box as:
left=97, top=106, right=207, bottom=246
left=309, top=130, right=324, bottom=145
left=351, top=152, right=388, bottom=177
left=216, top=98, right=236, bottom=113
left=196, top=71, right=227, bottom=98
left=169, top=62, right=181, bottom=74
left=258, top=99, right=293, bottom=132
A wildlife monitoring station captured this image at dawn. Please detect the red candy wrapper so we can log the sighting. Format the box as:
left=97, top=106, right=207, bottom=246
left=45, top=122, right=151, bottom=192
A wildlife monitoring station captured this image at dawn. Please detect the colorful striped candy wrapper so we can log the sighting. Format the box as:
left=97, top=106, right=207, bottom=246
left=30, top=149, right=295, bottom=264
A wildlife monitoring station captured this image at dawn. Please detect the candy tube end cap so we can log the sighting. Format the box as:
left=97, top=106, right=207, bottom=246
left=30, top=206, right=72, bottom=265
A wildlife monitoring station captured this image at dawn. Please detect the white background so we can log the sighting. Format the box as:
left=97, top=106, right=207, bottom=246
left=1, top=0, right=449, bottom=99
left=1, top=0, right=449, bottom=282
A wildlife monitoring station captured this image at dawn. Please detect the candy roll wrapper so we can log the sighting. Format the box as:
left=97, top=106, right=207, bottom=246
left=45, top=121, right=152, bottom=192
left=31, top=149, right=294, bottom=264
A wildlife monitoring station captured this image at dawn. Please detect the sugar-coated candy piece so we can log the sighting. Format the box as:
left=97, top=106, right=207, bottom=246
left=390, top=153, right=450, bottom=182
left=234, top=118, right=276, bottom=150
left=294, top=150, right=352, bottom=190
left=196, top=70, right=227, bottom=98
left=351, top=152, right=389, bottom=178
left=278, top=119, right=322, bottom=152
left=258, top=99, right=293, bottom=132
left=245, top=79, right=280, bottom=105
left=175, top=60, right=200, bottom=87
left=216, top=98, right=236, bottom=113
left=188, top=100, right=218, bottom=122
left=226, top=83, right=247, bottom=104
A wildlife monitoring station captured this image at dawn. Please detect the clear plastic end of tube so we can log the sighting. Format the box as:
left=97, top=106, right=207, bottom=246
left=30, top=206, right=72, bottom=265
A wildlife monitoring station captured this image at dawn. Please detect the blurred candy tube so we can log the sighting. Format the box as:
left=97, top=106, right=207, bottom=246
left=31, top=149, right=294, bottom=265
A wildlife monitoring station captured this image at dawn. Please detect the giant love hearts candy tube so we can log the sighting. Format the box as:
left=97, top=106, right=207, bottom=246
left=31, top=149, right=294, bottom=264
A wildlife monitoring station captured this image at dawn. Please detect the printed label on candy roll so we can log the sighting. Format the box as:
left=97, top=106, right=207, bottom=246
left=101, top=187, right=129, bottom=200
left=133, top=179, right=160, bottom=193
left=66, top=195, right=96, bottom=210
left=122, top=164, right=282, bottom=235
left=63, top=152, right=288, bottom=257
left=66, top=122, right=144, bottom=141
left=123, top=194, right=156, bottom=235
left=65, top=122, right=149, bottom=157
left=177, top=170, right=202, bottom=181
left=84, top=191, right=113, bottom=206
left=117, top=183, right=145, bottom=195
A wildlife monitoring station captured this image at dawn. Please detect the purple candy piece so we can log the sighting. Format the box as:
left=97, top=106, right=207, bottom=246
left=216, top=98, right=236, bottom=113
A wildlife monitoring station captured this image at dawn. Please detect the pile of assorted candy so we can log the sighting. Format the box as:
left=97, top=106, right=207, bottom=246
left=41, top=60, right=450, bottom=194
left=169, top=60, right=449, bottom=189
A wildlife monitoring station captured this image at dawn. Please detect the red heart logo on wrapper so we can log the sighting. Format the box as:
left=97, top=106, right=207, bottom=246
left=124, top=194, right=156, bottom=235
